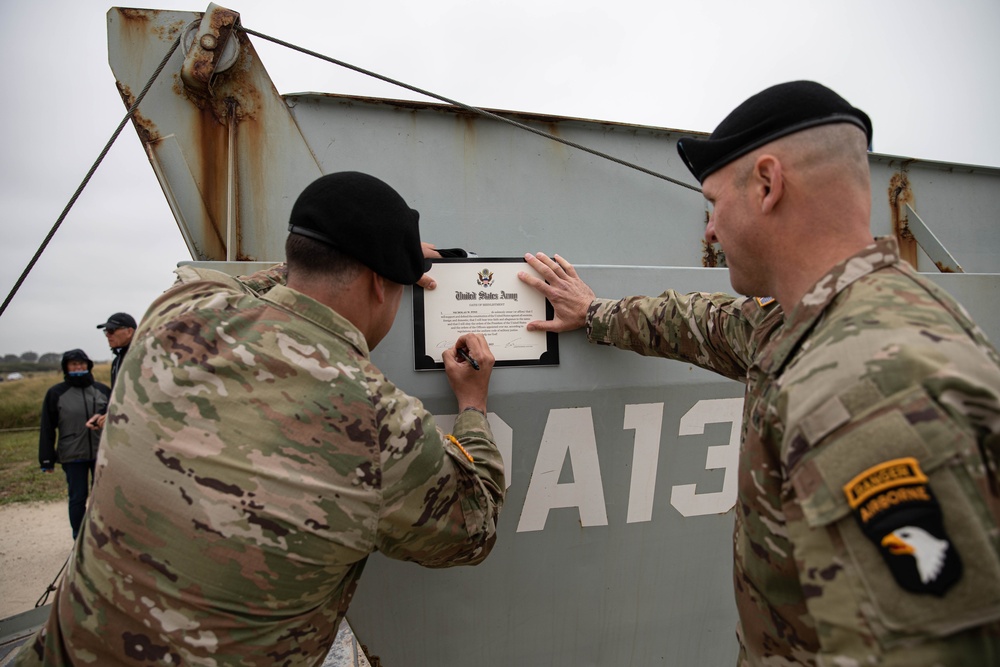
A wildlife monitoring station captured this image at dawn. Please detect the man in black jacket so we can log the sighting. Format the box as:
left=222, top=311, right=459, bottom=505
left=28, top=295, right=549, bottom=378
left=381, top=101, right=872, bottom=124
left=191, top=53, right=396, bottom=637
left=39, top=349, right=111, bottom=538
left=95, top=311, right=136, bottom=388
left=85, top=312, right=136, bottom=432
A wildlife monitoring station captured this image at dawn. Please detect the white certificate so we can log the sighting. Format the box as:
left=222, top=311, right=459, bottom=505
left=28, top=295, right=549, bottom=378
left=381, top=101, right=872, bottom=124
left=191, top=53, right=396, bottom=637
left=413, top=258, right=559, bottom=369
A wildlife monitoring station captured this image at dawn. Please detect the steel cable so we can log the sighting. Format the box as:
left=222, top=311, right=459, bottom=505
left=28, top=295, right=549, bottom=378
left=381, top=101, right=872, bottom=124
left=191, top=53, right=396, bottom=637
left=0, top=35, right=182, bottom=320
left=35, top=554, right=71, bottom=608
left=3, top=34, right=180, bottom=610
left=1, top=25, right=703, bottom=324
left=240, top=26, right=703, bottom=194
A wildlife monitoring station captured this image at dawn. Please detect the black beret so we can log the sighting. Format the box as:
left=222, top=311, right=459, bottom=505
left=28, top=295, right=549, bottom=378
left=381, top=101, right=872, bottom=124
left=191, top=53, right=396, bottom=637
left=287, top=172, right=431, bottom=285
left=677, top=81, right=873, bottom=183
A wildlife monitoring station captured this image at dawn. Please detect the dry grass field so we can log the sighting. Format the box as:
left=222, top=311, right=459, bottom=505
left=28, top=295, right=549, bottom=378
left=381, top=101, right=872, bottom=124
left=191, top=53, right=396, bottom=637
left=0, top=363, right=110, bottom=506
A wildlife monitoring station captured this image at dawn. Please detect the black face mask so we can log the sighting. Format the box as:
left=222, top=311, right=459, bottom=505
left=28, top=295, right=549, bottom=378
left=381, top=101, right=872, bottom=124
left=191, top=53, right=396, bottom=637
left=65, top=370, right=94, bottom=388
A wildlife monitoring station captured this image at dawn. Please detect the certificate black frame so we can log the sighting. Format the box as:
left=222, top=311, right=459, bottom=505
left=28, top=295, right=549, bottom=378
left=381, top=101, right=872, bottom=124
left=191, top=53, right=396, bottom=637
left=412, top=257, right=559, bottom=370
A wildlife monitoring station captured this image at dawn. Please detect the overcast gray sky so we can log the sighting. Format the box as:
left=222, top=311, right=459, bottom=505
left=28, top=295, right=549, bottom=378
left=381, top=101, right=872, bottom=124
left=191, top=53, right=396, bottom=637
left=1, top=0, right=998, bottom=359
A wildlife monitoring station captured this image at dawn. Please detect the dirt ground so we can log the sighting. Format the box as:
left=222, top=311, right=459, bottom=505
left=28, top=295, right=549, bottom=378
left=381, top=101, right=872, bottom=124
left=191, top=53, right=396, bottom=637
left=0, top=501, right=74, bottom=620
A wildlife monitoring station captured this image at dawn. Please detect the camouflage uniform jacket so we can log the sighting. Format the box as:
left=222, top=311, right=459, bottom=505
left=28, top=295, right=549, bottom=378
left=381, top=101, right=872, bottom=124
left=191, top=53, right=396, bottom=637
left=18, top=264, right=505, bottom=667
left=587, top=237, right=1000, bottom=665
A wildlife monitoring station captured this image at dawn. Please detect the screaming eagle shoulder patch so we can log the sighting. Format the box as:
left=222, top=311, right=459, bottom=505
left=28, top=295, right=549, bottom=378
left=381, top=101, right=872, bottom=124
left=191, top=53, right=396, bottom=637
left=843, top=457, right=962, bottom=596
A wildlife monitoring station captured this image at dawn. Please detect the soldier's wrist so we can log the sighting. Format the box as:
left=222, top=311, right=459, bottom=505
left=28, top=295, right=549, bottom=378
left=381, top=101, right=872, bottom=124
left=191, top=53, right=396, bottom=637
left=461, top=406, right=486, bottom=417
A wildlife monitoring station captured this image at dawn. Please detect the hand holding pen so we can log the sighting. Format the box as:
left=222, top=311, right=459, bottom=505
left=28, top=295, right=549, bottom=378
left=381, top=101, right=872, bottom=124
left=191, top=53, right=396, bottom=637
left=457, top=348, right=480, bottom=371
left=443, top=333, right=494, bottom=415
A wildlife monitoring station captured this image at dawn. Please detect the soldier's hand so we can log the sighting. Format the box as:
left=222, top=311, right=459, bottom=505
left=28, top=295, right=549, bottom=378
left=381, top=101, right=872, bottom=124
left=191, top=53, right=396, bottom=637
left=86, top=413, right=106, bottom=430
left=442, top=333, right=494, bottom=413
left=518, top=252, right=595, bottom=332
left=417, top=242, right=442, bottom=290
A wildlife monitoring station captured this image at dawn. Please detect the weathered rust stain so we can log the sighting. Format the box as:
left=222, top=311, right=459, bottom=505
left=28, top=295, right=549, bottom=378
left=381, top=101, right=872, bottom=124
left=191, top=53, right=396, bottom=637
left=153, top=18, right=188, bottom=43
left=461, top=114, right=477, bottom=139
left=934, top=261, right=955, bottom=273
left=114, top=8, right=268, bottom=262
left=115, top=9, right=184, bottom=45
left=115, top=82, right=162, bottom=146
left=115, top=82, right=135, bottom=110
left=888, top=170, right=918, bottom=269
left=194, top=101, right=230, bottom=260
left=701, top=209, right=726, bottom=267
left=236, top=107, right=270, bottom=262
left=178, top=32, right=271, bottom=261
left=115, top=9, right=157, bottom=54
left=117, top=8, right=157, bottom=22
left=702, top=240, right=718, bottom=267
left=190, top=57, right=216, bottom=86
left=458, top=113, right=478, bottom=178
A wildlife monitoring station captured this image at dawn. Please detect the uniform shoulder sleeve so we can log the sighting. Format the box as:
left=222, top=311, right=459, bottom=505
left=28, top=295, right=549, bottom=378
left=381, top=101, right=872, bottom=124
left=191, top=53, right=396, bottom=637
left=170, top=264, right=286, bottom=297
left=586, top=291, right=777, bottom=382
left=236, top=264, right=288, bottom=296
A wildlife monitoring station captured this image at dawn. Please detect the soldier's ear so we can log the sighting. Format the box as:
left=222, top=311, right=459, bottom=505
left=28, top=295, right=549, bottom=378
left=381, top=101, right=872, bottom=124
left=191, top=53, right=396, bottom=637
left=754, top=155, right=784, bottom=215
left=371, top=271, right=387, bottom=304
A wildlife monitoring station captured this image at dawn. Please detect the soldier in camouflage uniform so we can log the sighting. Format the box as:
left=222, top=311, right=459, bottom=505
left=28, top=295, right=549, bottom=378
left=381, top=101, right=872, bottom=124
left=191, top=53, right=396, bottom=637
left=519, top=82, right=1000, bottom=664
left=17, top=172, right=505, bottom=666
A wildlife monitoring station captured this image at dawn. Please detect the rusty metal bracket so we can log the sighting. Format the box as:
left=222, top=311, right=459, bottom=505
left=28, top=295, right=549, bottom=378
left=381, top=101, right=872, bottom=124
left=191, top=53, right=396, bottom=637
left=889, top=170, right=918, bottom=268
left=904, top=203, right=964, bottom=273
left=181, top=3, right=241, bottom=97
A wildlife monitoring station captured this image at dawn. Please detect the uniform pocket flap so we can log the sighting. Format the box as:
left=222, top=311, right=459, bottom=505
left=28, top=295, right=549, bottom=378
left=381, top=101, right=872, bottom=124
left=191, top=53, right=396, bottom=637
left=792, top=386, right=963, bottom=529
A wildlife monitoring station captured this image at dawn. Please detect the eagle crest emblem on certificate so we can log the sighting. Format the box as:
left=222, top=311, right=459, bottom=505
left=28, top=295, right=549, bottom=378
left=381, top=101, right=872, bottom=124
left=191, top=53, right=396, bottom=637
left=476, top=268, right=494, bottom=287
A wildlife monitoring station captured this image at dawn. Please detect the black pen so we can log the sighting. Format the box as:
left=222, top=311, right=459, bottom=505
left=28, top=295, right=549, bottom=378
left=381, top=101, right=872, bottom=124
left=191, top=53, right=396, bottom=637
left=458, top=348, right=480, bottom=371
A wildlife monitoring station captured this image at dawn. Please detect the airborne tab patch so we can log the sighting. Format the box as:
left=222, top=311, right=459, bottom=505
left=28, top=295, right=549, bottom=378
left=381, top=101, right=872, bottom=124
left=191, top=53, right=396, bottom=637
left=843, top=457, right=962, bottom=596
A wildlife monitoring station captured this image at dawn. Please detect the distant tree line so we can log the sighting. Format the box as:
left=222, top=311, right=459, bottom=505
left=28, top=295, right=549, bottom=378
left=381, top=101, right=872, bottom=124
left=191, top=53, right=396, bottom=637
left=1, top=352, right=63, bottom=374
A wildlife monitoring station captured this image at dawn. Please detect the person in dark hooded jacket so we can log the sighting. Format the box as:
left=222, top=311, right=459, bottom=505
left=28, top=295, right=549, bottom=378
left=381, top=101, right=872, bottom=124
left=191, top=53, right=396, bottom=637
left=39, top=349, right=111, bottom=538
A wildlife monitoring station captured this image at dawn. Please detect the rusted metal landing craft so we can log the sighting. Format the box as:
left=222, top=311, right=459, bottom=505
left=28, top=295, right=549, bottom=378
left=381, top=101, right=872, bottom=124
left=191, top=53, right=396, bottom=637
left=4, top=4, right=999, bottom=665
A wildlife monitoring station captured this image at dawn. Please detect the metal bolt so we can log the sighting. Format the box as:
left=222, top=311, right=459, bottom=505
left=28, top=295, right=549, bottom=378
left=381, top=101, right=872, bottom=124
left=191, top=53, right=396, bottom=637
left=200, top=34, right=218, bottom=51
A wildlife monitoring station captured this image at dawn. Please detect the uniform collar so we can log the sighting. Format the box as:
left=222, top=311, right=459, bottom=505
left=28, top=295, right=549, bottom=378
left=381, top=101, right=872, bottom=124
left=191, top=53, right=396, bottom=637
left=261, top=284, right=371, bottom=359
left=757, top=236, right=902, bottom=375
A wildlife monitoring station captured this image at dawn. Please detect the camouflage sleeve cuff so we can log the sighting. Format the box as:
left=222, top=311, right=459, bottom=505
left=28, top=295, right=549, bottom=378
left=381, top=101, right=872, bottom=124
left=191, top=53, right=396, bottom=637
left=586, top=298, right=622, bottom=346
left=452, top=408, right=502, bottom=483
left=453, top=406, right=494, bottom=444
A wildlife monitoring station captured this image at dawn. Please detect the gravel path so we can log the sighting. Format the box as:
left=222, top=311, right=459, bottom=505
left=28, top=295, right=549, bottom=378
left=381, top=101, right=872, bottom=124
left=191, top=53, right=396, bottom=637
left=0, top=501, right=73, bottom=619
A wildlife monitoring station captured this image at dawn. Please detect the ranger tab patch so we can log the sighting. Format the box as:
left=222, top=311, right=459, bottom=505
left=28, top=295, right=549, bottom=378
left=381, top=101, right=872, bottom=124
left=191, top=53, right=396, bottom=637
left=843, top=457, right=962, bottom=596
